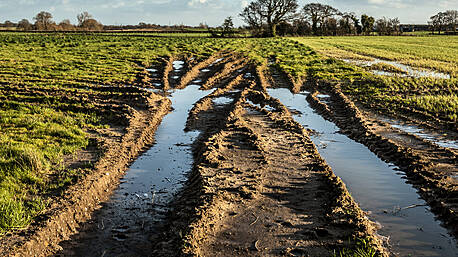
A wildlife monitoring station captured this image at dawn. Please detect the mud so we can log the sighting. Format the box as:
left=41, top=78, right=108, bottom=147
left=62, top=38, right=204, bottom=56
left=153, top=63, right=385, bottom=256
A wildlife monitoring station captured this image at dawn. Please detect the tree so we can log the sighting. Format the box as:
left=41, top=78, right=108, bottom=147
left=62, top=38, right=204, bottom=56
left=58, top=19, right=75, bottom=31
left=302, top=3, right=340, bottom=35
left=240, top=0, right=298, bottom=37
left=34, top=11, right=54, bottom=30
left=77, top=11, right=92, bottom=26
left=361, top=14, right=375, bottom=35
left=221, top=16, right=235, bottom=37
left=444, top=10, right=458, bottom=33
left=17, top=19, right=32, bottom=30
left=239, top=1, right=264, bottom=36
left=429, top=12, right=447, bottom=34
left=80, top=18, right=103, bottom=31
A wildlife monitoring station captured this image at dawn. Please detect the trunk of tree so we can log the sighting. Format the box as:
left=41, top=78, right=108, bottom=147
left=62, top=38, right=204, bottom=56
left=269, top=23, right=277, bottom=37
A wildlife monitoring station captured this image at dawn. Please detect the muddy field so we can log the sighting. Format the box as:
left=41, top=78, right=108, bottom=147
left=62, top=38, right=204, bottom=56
left=1, top=50, right=457, bottom=257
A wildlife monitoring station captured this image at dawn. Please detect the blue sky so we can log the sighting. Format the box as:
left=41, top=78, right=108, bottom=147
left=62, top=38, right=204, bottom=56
left=0, top=0, right=457, bottom=26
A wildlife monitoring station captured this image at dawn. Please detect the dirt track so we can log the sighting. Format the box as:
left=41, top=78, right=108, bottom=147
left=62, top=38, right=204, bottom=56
left=3, top=51, right=457, bottom=256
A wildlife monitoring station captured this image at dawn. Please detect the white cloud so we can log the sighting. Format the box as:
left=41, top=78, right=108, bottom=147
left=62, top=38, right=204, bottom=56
left=241, top=0, right=248, bottom=8
left=188, top=0, right=207, bottom=6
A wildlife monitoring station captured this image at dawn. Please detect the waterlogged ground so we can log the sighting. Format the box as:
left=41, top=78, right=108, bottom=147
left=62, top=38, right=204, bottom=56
left=1, top=35, right=457, bottom=257
left=268, top=88, right=457, bottom=256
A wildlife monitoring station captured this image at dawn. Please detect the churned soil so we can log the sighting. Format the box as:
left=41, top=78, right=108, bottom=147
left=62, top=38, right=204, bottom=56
left=153, top=61, right=385, bottom=256
left=303, top=79, right=458, bottom=238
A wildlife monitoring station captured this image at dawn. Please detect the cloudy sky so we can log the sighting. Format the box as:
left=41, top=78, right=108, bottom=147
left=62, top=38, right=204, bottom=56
left=0, top=0, right=457, bottom=26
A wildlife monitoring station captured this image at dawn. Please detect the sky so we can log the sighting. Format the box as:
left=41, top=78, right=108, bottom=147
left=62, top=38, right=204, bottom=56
left=0, top=0, right=457, bottom=26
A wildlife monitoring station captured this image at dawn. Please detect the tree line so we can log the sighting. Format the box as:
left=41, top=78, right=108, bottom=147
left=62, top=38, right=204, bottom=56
left=2, top=11, right=103, bottom=31
left=239, top=0, right=458, bottom=37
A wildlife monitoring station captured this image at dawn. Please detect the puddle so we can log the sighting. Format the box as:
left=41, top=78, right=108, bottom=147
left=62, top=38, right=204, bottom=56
left=147, top=68, right=158, bottom=73
left=342, top=58, right=450, bottom=79
left=193, top=79, right=202, bottom=83
left=172, top=61, right=184, bottom=71
left=212, top=96, right=233, bottom=105
left=209, top=58, right=225, bottom=67
left=381, top=118, right=458, bottom=150
left=268, top=88, right=457, bottom=257
left=247, top=99, right=275, bottom=112
left=201, top=69, right=210, bottom=73
left=244, top=72, right=254, bottom=79
left=316, top=94, right=331, bottom=104
left=64, top=85, right=213, bottom=255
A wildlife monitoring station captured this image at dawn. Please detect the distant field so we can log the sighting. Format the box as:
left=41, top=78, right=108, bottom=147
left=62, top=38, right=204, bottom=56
left=295, top=36, right=458, bottom=77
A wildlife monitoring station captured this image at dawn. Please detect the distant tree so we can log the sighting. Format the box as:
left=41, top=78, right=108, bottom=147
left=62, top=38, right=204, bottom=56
left=239, top=1, right=264, bottom=36
left=350, top=14, right=362, bottom=35
left=4, top=20, right=15, bottom=28
left=444, top=10, right=458, bottom=33
left=58, top=19, right=75, bottom=31
left=390, top=17, right=400, bottom=35
left=17, top=19, right=32, bottom=30
left=221, top=16, right=235, bottom=37
left=429, top=12, right=447, bottom=34
left=240, top=0, right=298, bottom=37
left=81, top=18, right=103, bottom=31
left=34, top=11, right=54, bottom=30
left=361, top=14, right=375, bottom=35
left=77, top=11, right=93, bottom=26
left=302, top=3, right=340, bottom=35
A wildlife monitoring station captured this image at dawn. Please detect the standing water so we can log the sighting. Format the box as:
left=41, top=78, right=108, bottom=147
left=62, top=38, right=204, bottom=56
left=60, top=85, right=213, bottom=256
left=267, top=88, right=457, bottom=257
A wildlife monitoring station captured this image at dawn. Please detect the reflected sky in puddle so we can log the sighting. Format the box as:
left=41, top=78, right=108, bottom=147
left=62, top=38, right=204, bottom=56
left=267, top=87, right=457, bottom=257
left=342, top=58, right=450, bottom=79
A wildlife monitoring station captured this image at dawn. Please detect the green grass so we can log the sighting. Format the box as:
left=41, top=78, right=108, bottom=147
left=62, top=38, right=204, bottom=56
left=333, top=238, right=379, bottom=257
left=294, top=36, right=458, bottom=77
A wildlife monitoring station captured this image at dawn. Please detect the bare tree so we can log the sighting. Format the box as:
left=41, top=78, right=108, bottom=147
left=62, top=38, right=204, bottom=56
left=302, top=3, right=340, bottom=35
left=80, top=19, right=103, bottom=31
left=77, top=11, right=93, bottom=26
left=240, top=0, right=298, bottom=37
left=240, top=1, right=264, bottom=36
left=34, top=11, right=54, bottom=30
left=17, top=19, right=32, bottom=30
left=58, top=19, right=75, bottom=31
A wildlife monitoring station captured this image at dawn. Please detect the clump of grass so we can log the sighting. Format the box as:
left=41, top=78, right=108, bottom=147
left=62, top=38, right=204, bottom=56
left=333, top=238, right=380, bottom=257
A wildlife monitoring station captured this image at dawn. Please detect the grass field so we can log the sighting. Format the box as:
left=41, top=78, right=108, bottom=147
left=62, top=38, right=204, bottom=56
left=0, top=33, right=456, bottom=236
left=296, top=36, right=458, bottom=77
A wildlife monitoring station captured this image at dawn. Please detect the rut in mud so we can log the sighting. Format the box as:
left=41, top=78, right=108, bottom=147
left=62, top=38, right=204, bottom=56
left=19, top=51, right=457, bottom=257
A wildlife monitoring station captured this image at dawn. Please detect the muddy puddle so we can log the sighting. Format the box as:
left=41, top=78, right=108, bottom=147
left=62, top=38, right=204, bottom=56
left=267, top=88, right=457, bottom=257
left=380, top=117, right=458, bottom=150
left=342, top=58, right=451, bottom=79
left=61, top=85, right=213, bottom=256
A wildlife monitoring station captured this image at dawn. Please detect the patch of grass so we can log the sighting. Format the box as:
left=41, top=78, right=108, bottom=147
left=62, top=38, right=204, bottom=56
left=333, top=238, right=380, bottom=257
